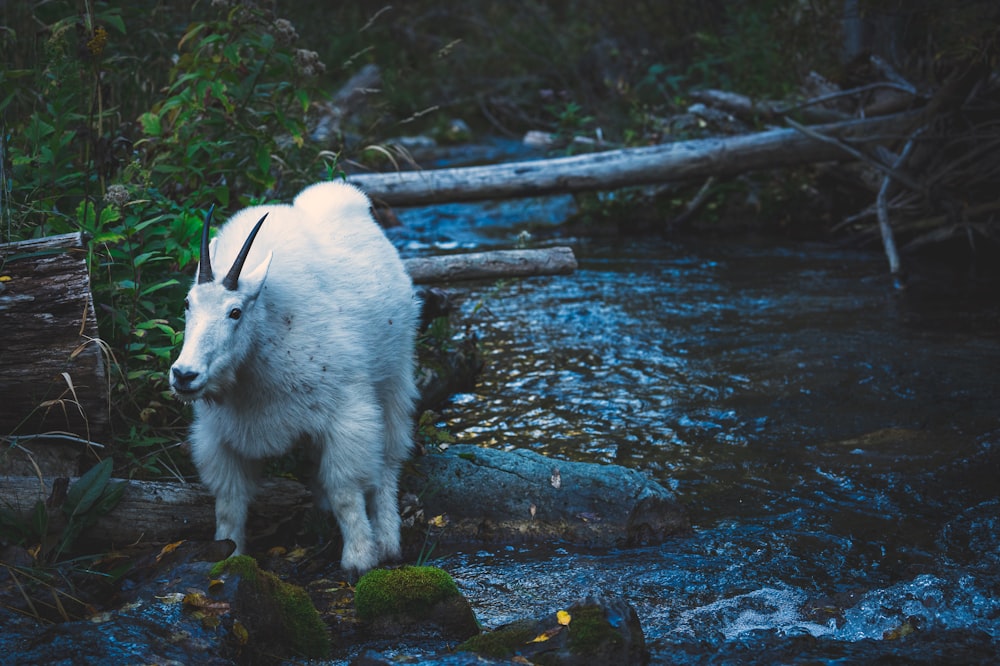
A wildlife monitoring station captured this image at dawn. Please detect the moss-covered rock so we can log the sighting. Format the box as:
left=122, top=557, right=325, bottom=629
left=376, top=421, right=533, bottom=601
left=354, top=566, right=479, bottom=640
left=211, top=554, right=331, bottom=660
left=456, top=619, right=539, bottom=659
left=457, top=596, right=646, bottom=665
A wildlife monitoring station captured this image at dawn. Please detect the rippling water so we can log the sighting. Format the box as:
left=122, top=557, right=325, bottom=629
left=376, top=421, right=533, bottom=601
left=408, top=232, right=1000, bottom=663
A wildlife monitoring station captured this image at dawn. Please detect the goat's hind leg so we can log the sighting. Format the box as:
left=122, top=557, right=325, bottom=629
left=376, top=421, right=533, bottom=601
left=370, top=377, right=416, bottom=563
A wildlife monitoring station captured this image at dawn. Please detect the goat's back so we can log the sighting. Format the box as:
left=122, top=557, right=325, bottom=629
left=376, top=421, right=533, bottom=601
left=209, top=181, right=416, bottom=381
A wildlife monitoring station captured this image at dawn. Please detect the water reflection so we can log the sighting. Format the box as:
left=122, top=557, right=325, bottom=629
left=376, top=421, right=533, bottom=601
left=431, top=236, right=1000, bottom=662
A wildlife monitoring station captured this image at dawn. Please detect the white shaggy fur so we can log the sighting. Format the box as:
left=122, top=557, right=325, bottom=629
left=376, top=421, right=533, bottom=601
left=169, top=181, right=417, bottom=576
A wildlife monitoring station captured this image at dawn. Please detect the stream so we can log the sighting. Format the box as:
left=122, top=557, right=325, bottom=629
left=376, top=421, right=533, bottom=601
left=393, top=203, right=1000, bottom=664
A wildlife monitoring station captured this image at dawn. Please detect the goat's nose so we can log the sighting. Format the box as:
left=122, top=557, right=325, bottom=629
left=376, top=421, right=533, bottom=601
left=171, top=366, right=199, bottom=386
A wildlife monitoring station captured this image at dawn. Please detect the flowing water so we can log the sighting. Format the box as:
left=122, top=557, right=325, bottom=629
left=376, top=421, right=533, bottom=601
left=397, top=213, right=1000, bottom=663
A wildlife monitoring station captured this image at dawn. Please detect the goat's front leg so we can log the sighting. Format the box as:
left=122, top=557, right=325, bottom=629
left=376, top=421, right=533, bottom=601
left=193, top=441, right=261, bottom=554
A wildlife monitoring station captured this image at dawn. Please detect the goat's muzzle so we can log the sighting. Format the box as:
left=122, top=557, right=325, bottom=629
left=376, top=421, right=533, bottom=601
left=170, top=365, right=204, bottom=401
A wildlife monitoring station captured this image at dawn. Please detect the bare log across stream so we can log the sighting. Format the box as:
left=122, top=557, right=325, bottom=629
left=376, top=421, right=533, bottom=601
left=404, top=246, right=577, bottom=284
left=349, top=111, right=923, bottom=207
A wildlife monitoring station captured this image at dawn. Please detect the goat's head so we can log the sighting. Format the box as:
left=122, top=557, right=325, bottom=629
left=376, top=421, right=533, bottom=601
left=170, top=207, right=272, bottom=402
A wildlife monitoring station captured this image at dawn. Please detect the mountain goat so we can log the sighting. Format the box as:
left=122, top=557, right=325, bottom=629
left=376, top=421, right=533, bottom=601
left=169, top=181, right=418, bottom=576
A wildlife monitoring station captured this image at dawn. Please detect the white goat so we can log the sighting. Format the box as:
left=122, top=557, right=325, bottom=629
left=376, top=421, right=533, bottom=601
left=169, top=181, right=418, bottom=576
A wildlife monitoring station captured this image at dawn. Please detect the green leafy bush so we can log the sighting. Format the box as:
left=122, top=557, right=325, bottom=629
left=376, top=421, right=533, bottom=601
left=2, top=1, right=333, bottom=474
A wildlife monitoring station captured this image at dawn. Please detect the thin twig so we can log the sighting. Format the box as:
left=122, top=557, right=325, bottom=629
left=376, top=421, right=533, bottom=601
left=2, top=432, right=106, bottom=448
left=876, top=125, right=927, bottom=283
left=785, top=117, right=925, bottom=193
left=780, top=81, right=919, bottom=114
left=668, top=176, right=718, bottom=230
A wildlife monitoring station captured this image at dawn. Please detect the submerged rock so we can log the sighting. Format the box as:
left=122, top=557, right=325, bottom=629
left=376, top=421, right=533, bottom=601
left=402, top=444, right=689, bottom=548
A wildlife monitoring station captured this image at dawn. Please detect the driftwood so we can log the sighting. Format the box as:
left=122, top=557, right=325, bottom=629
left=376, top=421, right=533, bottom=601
left=0, top=232, right=110, bottom=470
left=349, top=111, right=923, bottom=207
left=404, top=246, right=577, bottom=284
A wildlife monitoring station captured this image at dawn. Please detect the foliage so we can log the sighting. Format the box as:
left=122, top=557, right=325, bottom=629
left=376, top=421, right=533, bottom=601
left=0, top=458, right=124, bottom=564
left=2, top=1, right=333, bottom=473
left=287, top=0, right=842, bottom=141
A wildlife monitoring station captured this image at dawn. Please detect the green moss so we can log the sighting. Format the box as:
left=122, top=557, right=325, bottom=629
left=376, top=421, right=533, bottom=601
left=456, top=620, right=537, bottom=658
left=212, top=556, right=330, bottom=659
left=567, top=605, right=623, bottom=655
left=354, top=566, right=460, bottom=622
left=457, top=452, right=477, bottom=462
left=209, top=554, right=258, bottom=581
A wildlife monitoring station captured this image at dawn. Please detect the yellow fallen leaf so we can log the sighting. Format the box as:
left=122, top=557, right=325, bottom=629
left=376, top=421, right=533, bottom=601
left=528, top=626, right=563, bottom=643
left=556, top=610, right=572, bottom=626
left=429, top=513, right=449, bottom=528
left=155, top=540, right=186, bottom=563
left=0, top=275, right=11, bottom=282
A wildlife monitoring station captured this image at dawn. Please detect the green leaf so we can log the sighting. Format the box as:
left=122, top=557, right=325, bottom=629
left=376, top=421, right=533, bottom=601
left=93, top=480, right=126, bottom=516
left=139, top=111, right=162, bottom=137
left=64, top=457, right=114, bottom=517
left=92, top=231, right=126, bottom=244
left=295, top=89, right=310, bottom=114
left=101, top=12, right=127, bottom=35
left=31, top=500, right=49, bottom=540
left=256, top=143, right=271, bottom=174
left=141, top=279, right=181, bottom=296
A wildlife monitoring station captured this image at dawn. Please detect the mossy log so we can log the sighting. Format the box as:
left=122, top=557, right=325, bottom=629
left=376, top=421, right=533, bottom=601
left=0, top=232, right=110, bottom=464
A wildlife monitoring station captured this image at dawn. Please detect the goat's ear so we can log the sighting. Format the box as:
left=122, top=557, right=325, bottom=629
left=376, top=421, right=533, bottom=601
left=241, top=250, right=272, bottom=299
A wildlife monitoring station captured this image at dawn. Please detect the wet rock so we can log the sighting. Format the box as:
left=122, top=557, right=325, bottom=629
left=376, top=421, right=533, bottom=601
left=354, top=566, right=479, bottom=641
left=456, top=595, right=647, bottom=665
left=401, top=445, right=690, bottom=548
left=1, top=549, right=331, bottom=666
left=5, top=560, right=233, bottom=665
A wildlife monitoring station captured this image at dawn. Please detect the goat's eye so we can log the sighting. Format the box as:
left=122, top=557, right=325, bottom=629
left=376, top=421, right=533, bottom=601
left=184, top=298, right=190, bottom=310
left=229, top=307, right=242, bottom=320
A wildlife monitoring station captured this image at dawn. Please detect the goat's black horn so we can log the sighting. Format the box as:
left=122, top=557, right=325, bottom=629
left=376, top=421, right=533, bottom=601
left=197, top=205, right=215, bottom=284
left=222, top=213, right=269, bottom=291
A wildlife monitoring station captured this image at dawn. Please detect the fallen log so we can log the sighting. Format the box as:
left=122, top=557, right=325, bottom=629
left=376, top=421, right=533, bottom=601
left=400, top=445, right=691, bottom=548
left=349, top=111, right=924, bottom=207
left=0, top=445, right=689, bottom=550
left=0, top=232, right=110, bottom=472
left=403, top=246, right=577, bottom=284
